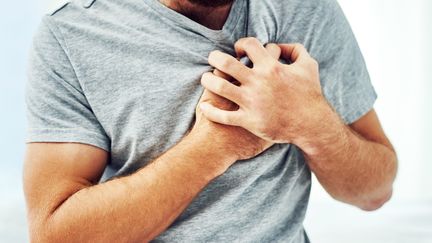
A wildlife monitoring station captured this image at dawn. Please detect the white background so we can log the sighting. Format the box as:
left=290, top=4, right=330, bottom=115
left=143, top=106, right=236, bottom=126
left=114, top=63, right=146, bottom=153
left=0, top=0, right=431, bottom=242
left=305, top=1, right=432, bottom=242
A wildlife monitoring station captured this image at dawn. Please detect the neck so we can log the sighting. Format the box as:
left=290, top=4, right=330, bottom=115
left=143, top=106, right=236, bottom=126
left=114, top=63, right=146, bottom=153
left=159, top=0, right=233, bottom=30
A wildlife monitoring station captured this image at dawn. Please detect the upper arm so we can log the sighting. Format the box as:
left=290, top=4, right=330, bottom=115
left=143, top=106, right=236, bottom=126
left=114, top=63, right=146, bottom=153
left=26, top=17, right=110, bottom=151
left=349, top=109, right=394, bottom=151
left=24, top=16, right=113, bottom=240
left=23, top=142, right=108, bottom=232
left=277, top=0, right=377, bottom=125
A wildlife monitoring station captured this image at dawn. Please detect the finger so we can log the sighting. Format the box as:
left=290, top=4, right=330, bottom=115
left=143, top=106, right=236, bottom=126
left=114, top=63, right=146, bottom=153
left=201, top=72, right=244, bottom=106
left=265, top=43, right=282, bottom=60
left=198, top=88, right=219, bottom=104
left=213, top=69, right=232, bottom=81
left=278, top=43, right=312, bottom=65
left=234, top=37, right=274, bottom=65
left=208, top=50, right=252, bottom=83
left=213, top=69, right=241, bottom=86
left=199, top=102, right=243, bottom=126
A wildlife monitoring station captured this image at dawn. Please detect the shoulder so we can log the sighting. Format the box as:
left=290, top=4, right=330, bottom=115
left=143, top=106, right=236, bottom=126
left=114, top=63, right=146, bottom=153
left=249, top=0, right=340, bottom=21
left=48, top=0, right=97, bottom=16
left=31, top=0, right=99, bottom=63
left=37, top=0, right=105, bottom=49
left=248, top=0, right=341, bottom=31
left=43, top=0, right=102, bottom=31
left=255, top=0, right=345, bottom=40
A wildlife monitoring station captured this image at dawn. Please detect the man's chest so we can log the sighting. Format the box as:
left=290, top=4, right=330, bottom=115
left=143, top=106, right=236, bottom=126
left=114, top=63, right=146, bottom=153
left=68, top=36, right=235, bottom=168
left=61, top=12, right=273, bottom=169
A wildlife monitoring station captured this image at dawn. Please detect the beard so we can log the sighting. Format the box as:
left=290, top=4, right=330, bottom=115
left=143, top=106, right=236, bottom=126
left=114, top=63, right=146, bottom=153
left=187, top=0, right=234, bottom=7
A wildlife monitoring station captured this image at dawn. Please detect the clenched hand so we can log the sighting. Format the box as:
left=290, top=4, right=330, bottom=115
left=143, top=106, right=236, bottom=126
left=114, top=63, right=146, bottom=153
left=200, top=37, right=339, bottom=155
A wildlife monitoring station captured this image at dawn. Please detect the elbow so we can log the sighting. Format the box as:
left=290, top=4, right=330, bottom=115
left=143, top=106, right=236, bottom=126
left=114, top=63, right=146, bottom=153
left=29, top=228, right=52, bottom=243
left=29, top=225, right=61, bottom=243
left=359, top=189, right=393, bottom=211
left=359, top=156, right=397, bottom=211
left=28, top=216, right=72, bottom=243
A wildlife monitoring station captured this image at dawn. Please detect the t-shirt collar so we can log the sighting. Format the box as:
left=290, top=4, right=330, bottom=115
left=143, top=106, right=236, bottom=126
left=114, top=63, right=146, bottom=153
left=142, top=0, right=246, bottom=41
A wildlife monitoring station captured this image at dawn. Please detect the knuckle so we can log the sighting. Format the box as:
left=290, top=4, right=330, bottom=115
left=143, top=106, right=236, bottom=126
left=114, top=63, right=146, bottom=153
left=210, top=50, right=222, bottom=56
left=294, top=43, right=305, bottom=49
left=236, top=92, right=245, bottom=104
left=242, top=91, right=253, bottom=105
left=219, top=114, right=231, bottom=125
left=270, top=62, right=283, bottom=72
left=265, top=43, right=278, bottom=49
left=201, top=72, right=211, bottom=86
left=214, top=80, right=226, bottom=93
left=266, top=43, right=282, bottom=57
left=208, top=50, right=218, bottom=61
left=213, top=69, right=226, bottom=79
left=264, top=62, right=285, bottom=77
left=236, top=37, right=261, bottom=50
left=243, top=37, right=261, bottom=48
left=242, top=92, right=254, bottom=106
left=219, top=57, right=234, bottom=70
left=201, top=72, right=212, bottom=83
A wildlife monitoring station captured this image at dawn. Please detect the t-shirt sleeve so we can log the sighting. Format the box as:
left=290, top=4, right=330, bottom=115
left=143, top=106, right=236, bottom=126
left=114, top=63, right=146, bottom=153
left=278, top=0, right=377, bottom=124
left=25, top=16, right=110, bottom=151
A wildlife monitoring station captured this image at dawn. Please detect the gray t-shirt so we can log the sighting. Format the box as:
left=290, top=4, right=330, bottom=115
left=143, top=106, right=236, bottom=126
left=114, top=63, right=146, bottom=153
left=25, top=0, right=377, bottom=242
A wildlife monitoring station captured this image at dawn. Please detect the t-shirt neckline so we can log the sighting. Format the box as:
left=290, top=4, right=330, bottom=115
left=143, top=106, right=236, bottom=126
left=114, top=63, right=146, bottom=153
left=143, top=0, right=246, bottom=41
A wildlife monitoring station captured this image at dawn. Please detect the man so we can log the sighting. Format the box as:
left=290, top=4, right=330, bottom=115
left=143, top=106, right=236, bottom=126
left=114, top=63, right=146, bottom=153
left=23, top=0, right=397, bottom=242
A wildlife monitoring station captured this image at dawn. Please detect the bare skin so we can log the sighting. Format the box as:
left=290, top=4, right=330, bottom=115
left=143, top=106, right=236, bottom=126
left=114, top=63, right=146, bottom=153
left=24, top=92, right=268, bottom=242
left=159, top=0, right=233, bottom=30
left=24, top=1, right=397, bottom=242
left=199, top=39, right=398, bottom=210
left=23, top=42, right=280, bottom=242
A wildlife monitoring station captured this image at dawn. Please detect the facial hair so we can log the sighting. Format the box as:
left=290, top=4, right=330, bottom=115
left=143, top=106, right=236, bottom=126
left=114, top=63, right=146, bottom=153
left=187, top=0, right=234, bottom=7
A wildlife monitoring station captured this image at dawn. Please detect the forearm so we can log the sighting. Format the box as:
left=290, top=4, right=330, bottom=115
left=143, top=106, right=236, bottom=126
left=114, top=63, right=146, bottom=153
left=301, top=109, right=397, bottom=210
left=197, top=40, right=397, bottom=210
left=41, top=135, right=233, bottom=242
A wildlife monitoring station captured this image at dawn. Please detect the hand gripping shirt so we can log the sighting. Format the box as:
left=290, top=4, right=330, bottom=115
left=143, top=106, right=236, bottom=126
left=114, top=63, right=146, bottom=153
left=25, top=0, right=377, bottom=242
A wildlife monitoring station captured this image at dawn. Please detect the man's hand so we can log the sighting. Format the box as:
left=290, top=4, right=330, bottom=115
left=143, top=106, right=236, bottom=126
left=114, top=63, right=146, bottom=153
left=199, top=37, right=397, bottom=210
left=23, top=86, right=274, bottom=242
left=199, top=38, right=337, bottom=155
left=190, top=87, right=273, bottom=164
left=187, top=42, right=285, bottom=166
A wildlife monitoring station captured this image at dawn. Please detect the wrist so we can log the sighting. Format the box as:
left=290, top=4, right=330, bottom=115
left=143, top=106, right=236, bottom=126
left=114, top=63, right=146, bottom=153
left=293, top=103, right=349, bottom=157
left=180, top=132, right=237, bottom=178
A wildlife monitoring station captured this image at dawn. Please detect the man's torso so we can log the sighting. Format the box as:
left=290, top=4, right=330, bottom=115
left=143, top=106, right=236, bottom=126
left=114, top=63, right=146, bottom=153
left=41, top=0, right=322, bottom=241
